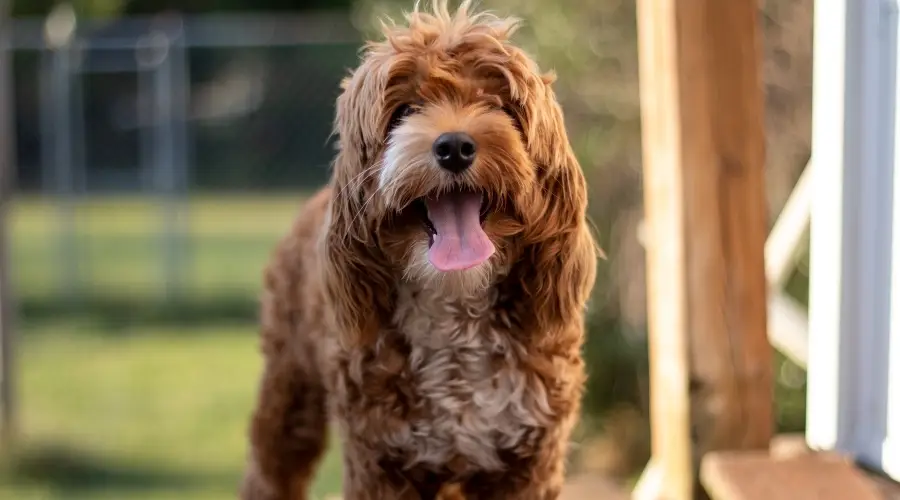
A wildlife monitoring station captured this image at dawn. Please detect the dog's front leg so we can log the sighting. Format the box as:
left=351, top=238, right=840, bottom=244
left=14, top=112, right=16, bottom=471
left=461, top=431, right=569, bottom=500
left=340, top=445, right=423, bottom=500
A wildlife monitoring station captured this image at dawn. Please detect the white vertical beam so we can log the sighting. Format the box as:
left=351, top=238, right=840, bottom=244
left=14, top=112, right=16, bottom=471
left=808, top=0, right=899, bottom=481
left=807, top=0, right=854, bottom=453
left=886, top=0, right=900, bottom=481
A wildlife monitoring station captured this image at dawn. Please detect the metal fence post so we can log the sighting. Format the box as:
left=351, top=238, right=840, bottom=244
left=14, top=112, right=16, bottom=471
left=139, top=26, right=186, bottom=301
left=0, top=0, right=18, bottom=447
left=42, top=5, right=79, bottom=301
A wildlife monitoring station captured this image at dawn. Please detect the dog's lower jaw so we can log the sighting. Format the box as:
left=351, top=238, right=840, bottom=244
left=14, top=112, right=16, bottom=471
left=402, top=240, right=496, bottom=297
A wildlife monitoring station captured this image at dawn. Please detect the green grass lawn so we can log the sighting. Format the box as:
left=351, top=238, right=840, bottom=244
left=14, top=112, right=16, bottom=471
left=2, top=194, right=345, bottom=499
left=10, top=194, right=306, bottom=302
left=0, top=319, right=343, bottom=500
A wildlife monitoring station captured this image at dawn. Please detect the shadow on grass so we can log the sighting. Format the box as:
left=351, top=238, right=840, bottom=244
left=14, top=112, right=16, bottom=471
left=19, top=295, right=260, bottom=331
left=1, top=444, right=238, bottom=494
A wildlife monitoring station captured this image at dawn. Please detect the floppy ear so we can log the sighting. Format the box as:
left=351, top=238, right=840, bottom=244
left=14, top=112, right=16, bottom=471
left=321, top=56, right=394, bottom=349
left=332, top=52, right=386, bottom=174
left=509, top=74, right=599, bottom=334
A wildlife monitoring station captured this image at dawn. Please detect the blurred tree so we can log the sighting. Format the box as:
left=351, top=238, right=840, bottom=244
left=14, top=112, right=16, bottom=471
left=10, top=0, right=362, bottom=191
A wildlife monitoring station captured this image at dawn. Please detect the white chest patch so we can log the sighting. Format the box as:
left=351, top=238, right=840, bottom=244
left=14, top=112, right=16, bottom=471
left=382, top=284, right=555, bottom=472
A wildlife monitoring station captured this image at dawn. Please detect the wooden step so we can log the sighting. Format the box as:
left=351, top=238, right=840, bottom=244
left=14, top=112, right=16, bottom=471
left=701, top=439, right=892, bottom=500
left=560, top=474, right=631, bottom=500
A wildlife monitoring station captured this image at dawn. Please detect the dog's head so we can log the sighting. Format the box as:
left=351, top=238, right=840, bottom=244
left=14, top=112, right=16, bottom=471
left=325, top=0, right=595, bottom=344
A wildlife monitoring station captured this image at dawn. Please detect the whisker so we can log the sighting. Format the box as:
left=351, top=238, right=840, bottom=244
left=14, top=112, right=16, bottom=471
left=340, top=166, right=410, bottom=246
left=341, top=188, right=379, bottom=245
left=333, top=169, right=381, bottom=246
left=336, top=165, right=380, bottom=201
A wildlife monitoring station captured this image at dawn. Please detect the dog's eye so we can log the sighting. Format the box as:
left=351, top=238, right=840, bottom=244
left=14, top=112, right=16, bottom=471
left=502, top=105, right=523, bottom=131
left=388, top=104, right=416, bottom=131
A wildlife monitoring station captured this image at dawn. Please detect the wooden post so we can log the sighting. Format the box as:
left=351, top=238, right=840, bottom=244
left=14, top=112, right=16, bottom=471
left=0, top=0, right=16, bottom=447
left=633, top=0, right=774, bottom=499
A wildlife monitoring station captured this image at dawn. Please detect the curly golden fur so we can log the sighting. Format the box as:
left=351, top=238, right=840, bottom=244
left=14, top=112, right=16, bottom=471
left=241, top=2, right=598, bottom=499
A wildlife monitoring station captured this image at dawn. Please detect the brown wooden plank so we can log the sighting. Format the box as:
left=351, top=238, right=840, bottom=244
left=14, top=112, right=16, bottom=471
left=768, top=434, right=900, bottom=500
left=634, top=0, right=773, bottom=498
left=701, top=450, right=885, bottom=500
left=870, top=474, right=900, bottom=500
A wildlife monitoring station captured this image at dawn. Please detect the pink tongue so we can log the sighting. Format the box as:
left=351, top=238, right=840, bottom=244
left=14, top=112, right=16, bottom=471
left=425, top=191, right=495, bottom=271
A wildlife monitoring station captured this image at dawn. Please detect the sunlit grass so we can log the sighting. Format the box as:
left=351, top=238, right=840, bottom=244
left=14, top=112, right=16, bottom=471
left=0, top=320, right=343, bottom=500
left=10, top=194, right=305, bottom=302
left=2, top=193, right=344, bottom=499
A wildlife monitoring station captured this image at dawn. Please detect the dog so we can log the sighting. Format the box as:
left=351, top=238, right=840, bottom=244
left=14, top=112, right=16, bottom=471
left=241, top=1, right=598, bottom=499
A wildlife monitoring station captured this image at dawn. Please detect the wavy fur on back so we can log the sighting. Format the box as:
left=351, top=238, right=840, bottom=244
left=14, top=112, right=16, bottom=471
left=242, top=2, right=598, bottom=498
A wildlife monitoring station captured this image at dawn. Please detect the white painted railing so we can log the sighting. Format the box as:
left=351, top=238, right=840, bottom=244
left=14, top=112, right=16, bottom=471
left=765, top=164, right=810, bottom=368
left=637, top=167, right=812, bottom=368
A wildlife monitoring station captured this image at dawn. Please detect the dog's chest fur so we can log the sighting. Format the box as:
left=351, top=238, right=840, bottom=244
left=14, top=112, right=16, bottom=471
left=381, top=283, right=555, bottom=473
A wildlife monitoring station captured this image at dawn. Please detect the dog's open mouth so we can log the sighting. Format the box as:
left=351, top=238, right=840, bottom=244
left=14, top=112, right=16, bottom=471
left=413, top=188, right=495, bottom=272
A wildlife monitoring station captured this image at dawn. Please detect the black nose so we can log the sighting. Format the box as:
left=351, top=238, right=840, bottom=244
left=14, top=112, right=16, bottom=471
left=432, top=132, right=477, bottom=173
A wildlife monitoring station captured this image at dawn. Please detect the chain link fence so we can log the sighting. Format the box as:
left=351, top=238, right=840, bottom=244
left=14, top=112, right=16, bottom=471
left=10, top=11, right=361, bottom=310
